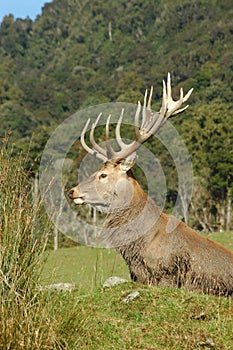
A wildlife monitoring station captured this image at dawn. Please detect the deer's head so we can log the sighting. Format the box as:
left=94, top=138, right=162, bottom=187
left=68, top=73, right=193, bottom=213
left=68, top=161, right=138, bottom=212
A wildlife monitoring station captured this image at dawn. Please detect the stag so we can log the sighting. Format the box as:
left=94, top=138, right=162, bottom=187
left=69, top=74, right=233, bottom=296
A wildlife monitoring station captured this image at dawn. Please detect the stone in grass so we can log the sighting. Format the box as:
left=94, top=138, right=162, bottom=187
left=196, top=338, right=215, bottom=349
left=38, top=283, right=75, bottom=292
left=123, top=291, right=140, bottom=303
left=103, top=276, right=128, bottom=288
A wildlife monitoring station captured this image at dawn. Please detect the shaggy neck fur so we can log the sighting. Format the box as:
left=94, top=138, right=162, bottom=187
left=103, top=177, right=161, bottom=248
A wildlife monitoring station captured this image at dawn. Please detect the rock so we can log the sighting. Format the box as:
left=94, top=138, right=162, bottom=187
left=38, top=283, right=75, bottom=292
left=191, top=311, right=207, bottom=320
left=196, top=337, right=215, bottom=349
left=123, top=290, right=140, bottom=303
left=103, top=276, right=128, bottom=288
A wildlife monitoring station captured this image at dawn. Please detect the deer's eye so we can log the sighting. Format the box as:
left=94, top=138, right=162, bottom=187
left=99, top=173, right=108, bottom=179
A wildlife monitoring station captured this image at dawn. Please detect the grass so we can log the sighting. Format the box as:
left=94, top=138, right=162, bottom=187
left=204, top=231, right=233, bottom=250
left=40, top=231, right=233, bottom=291
left=40, top=246, right=129, bottom=291
left=0, top=138, right=65, bottom=349
left=39, top=232, right=233, bottom=349
left=39, top=280, right=233, bottom=349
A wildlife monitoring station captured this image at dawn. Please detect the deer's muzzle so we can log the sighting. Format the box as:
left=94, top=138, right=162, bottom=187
left=68, top=187, right=85, bottom=205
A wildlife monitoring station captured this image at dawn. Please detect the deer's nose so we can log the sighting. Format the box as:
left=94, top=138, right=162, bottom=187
left=68, top=189, right=74, bottom=198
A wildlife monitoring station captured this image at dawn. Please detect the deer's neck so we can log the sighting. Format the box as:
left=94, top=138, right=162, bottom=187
left=103, top=180, right=161, bottom=247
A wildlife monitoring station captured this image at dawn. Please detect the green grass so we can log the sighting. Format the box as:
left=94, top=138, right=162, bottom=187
left=41, top=231, right=233, bottom=292
left=40, top=246, right=130, bottom=291
left=41, top=281, right=233, bottom=349
left=39, top=232, right=233, bottom=349
left=204, top=231, right=233, bottom=251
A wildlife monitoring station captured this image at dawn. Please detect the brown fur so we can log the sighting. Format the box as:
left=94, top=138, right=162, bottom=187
left=69, top=163, right=233, bottom=297
left=105, top=176, right=233, bottom=297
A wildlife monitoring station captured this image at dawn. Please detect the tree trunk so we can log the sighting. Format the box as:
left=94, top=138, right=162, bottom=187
left=226, top=187, right=232, bottom=231
left=190, top=201, right=213, bottom=232
left=108, top=21, right=112, bottom=41
left=218, top=204, right=225, bottom=232
left=54, top=227, right=58, bottom=251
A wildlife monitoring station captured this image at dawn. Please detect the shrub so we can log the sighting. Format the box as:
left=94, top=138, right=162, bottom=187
left=0, top=136, right=63, bottom=349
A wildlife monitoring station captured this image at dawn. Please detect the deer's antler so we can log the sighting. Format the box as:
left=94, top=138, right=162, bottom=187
left=80, top=73, right=193, bottom=163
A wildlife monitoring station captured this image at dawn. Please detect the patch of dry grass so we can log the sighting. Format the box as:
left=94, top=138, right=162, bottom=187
left=0, top=138, right=66, bottom=349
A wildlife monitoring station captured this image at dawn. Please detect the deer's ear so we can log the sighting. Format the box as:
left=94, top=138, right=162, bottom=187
left=119, top=154, right=137, bottom=173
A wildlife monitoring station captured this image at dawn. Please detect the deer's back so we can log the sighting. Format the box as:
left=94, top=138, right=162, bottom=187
left=126, top=214, right=233, bottom=296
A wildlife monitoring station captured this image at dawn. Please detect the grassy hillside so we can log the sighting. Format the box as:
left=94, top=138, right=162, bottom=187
left=52, top=283, right=233, bottom=349
left=39, top=233, right=233, bottom=349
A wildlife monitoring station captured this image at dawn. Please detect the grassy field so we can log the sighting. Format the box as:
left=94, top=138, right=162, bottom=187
left=39, top=232, right=233, bottom=349
left=41, top=231, right=233, bottom=290
left=41, top=246, right=129, bottom=291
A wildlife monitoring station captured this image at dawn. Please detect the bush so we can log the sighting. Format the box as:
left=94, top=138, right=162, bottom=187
left=0, top=136, right=64, bottom=349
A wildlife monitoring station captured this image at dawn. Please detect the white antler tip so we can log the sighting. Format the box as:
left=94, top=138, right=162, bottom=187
left=84, top=118, right=90, bottom=129
left=180, top=87, right=183, bottom=99
left=183, top=87, right=194, bottom=102
left=162, top=79, right=166, bottom=90
left=167, top=72, right=171, bottom=81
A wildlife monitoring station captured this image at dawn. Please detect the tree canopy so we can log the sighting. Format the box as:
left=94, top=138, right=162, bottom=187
left=0, top=0, right=232, bottom=231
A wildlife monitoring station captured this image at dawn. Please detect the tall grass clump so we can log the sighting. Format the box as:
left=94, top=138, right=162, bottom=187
left=0, top=137, right=65, bottom=349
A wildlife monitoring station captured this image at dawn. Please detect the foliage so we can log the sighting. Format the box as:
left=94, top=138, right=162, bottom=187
left=179, top=103, right=233, bottom=230
left=0, top=138, right=66, bottom=349
left=0, top=0, right=232, bottom=230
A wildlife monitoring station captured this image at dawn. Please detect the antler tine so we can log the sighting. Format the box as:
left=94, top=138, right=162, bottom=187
left=134, top=101, right=141, bottom=139
left=183, top=87, right=194, bottom=103
left=141, top=89, right=148, bottom=128
left=160, top=79, right=167, bottom=119
left=81, top=117, right=107, bottom=162
left=147, top=86, right=153, bottom=110
left=80, top=73, right=193, bottom=164
left=90, top=113, right=108, bottom=158
left=115, top=108, right=127, bottom=149
left=141, top=86, right=154, bottom=131
left=80, top=118, right=91, bottom=152
left=149, top=72, right=193, bottom=133
left=105, top=114, right=117, bottom=158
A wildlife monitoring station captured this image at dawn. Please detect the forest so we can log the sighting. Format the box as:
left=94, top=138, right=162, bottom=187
left=0, top=0, right=232, bottom=232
